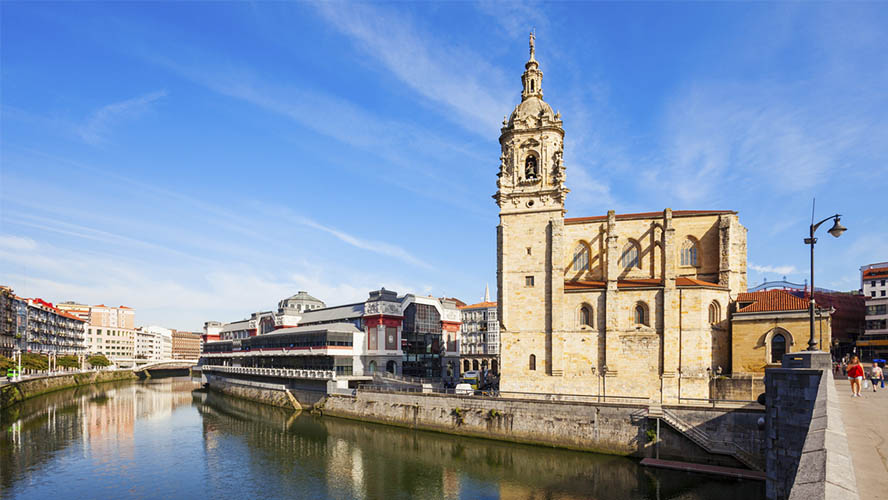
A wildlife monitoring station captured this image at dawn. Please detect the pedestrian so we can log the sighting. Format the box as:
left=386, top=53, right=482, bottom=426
left=847, top=356, right=864, bottom=397
left=870, top=363, right=883, bottom=393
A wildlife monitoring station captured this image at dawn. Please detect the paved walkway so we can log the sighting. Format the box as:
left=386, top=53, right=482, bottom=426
left=835, top=378, right=888, bottom=498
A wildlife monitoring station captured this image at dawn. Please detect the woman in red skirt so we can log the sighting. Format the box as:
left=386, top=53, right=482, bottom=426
left=847, top=355, right=864, bottom=397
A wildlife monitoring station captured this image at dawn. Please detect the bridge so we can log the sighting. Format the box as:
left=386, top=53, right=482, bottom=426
left=132, top=359, right=198, bottom=374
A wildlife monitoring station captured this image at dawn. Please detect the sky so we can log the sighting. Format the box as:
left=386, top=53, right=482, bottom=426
left=1, top=2, right=886, bottom=331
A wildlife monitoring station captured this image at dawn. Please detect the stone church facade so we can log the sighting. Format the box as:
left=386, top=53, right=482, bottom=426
left=496, top=36, right=748, bottom=403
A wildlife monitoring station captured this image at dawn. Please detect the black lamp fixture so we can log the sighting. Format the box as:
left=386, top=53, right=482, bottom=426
left=804, top=207, right=847, bottom=351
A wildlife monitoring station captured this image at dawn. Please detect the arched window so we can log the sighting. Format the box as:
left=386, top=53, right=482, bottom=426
left=368, top=360, right=377, bottom=373
left=771, top=333, right=786, bottom=363
left=572, top=244, right=589, bottom=272
left=530, top=79, right=535, bottom=92
left=634, top=302, right=648, bottom=326
left=386, top=360, right=396, bottom=373
left=463, top=360, right=470, bottom=372
left=681, top=238, right=699, bottom=267
left=473, top=360, right=479, bottom=370
left=621, top=242, right=639, bottom=269
left=529, top=354, right=536, bottom=371
left=579, top=304, right=593, bottom=327
left=525, top=155, right=538, bottom=179
left=709, top=301, right=721, bottom=325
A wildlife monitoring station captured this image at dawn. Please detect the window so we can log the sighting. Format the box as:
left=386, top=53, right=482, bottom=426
left=883, top=291, right=886, bottom=297
left=771, top=333, right=786, bottom=363
left=709, top=301, right=721, bottom=325
left=526, top=247, right=532, bottom=255
left=529, top=354, right=536, bottom=371
left=873, top=291, right=877, bottom=297
left=525, top=276, right=535, bottom=287
left=882, top=280, right=886, bottom=286
left=681, top=238, right=699, bottom=267
left=579, top=304, right=593, bottom=327
left=634, top=303, right=648, bottom=326
left=573, top=244, right=589, bottom=272
left=867, top=305, right=887, bottom=316
left=621, top=242, right=639, bottom=269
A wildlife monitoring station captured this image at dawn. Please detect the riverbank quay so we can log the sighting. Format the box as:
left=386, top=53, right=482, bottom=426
left=834, top=377, right=888, bottom=499
left=765, top=352, right=860, bottom=500
left=0, top=369, right=136, bottom=409
left=320, top=388, right=765, bottom=469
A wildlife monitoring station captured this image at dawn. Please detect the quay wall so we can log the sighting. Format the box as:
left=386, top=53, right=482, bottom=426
left=0, top=370, right=137, bottom=409
left=204, top=373, right=325, bottom=410
left=322, top=390, right=764, bottom=467
left=765, top=362, right=859, bottom=500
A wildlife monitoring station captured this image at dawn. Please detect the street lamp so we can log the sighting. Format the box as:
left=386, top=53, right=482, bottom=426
left=804, top=213, right=847, bottom=351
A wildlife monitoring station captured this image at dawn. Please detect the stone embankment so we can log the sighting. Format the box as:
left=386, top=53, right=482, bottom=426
left=0, top=370, right=137, bottom=409
left=321, top=390, right=764, bottom=467
left=203, top=373, right=317, bottom=411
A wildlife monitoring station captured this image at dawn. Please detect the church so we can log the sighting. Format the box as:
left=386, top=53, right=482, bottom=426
left=495, top=35, right=748, bottom=403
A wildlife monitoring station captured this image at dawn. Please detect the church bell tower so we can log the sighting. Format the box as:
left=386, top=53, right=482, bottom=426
left=495, top=34, right=568, bottom=377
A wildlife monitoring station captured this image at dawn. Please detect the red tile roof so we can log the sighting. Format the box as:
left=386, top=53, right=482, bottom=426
left=459, top=301, right=497, bottom=309
left=564, top=277, right=724, bottom=290
left=565, top=210, right=734, bottom=224
left=736, top=289, right=809, bottom=313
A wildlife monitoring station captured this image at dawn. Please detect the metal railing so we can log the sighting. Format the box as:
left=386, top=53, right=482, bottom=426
left=678, top=396, right=762, bottom=408
left=357, top=384, right=649, bottom=404
left=202, top=365, right=335, bottom=380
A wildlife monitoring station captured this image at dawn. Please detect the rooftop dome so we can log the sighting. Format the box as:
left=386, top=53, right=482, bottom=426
left=507, top=96, right=556, bottom=129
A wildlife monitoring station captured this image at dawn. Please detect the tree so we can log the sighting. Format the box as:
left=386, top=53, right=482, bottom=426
left=0, top=355, right=13, bottom=372
left=21, top=353, right=48, bottom=371
left=58, top=355, right=80, bottom=369
left=87, top=354, right=111, bottom=368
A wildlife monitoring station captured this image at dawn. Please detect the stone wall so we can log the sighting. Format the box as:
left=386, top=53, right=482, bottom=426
left=322, top=390, right=763, bottom=468
left=765, top=353, right=858, bottom=500
left=711, top=376, right=766, bottom=402
left=0, top=370, right=137, bottom=409
left=204, top=373, right=325, bottom=409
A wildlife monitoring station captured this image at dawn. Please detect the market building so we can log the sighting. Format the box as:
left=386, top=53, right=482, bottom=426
left=201, top=289, right=461, bottom=379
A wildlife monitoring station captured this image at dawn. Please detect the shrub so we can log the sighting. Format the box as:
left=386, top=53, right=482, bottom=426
left=58, top=355, right=80, bottom=369
left=88, top=354, right=112, bottom=367
left=646, top=428, right=658, bottom=443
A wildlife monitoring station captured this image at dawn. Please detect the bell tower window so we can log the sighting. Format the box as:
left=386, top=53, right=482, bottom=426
left=525, top=155, right=538, bottom=179
left=530, top=79, right=535, bottom=92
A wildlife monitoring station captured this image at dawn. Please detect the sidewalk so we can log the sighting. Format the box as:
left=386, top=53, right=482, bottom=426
left=835, top=378, right=888, bottom=499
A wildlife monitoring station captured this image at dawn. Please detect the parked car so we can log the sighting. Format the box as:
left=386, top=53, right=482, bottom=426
left=454, top=383, right=473, bottom=395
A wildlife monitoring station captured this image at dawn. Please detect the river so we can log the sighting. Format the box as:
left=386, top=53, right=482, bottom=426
left=1, top=377, right=764, bottom=499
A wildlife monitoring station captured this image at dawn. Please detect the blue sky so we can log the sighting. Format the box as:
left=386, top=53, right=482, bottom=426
left=2, top=2, right=886, bottom=330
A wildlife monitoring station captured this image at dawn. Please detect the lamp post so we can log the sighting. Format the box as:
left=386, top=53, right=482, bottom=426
left=804, top=214, right=846, bottom=351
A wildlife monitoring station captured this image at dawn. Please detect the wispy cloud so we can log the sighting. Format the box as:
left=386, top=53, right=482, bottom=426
left=0, top=235, right=37, bottom=251
left=78, top=90, right=167, bottom=144
left=749, top=263, right=800, bottom=276
left=311, top=2, right=512, bottom=137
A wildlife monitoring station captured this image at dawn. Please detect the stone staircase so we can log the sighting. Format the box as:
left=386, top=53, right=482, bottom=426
left=647, top=405, right=763, bottom=471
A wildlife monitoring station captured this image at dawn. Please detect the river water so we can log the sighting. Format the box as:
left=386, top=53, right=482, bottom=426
left=1, top=377, right=763, bottom=499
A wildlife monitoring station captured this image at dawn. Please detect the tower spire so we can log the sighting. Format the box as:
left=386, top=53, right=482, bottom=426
left=484, top=283, right=490, bottom=303
left=521, top=32, right=542, bottom=101
left=529, top=30, right=536, bottom=61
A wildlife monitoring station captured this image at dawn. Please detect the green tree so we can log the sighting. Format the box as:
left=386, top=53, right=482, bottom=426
left=88, top=354, right=111, bottom=368
left=0, top=355, right=13, bottom=372
left=21, top=353, right=48, bottom=371
left=58, top=355, right=80, bottom=369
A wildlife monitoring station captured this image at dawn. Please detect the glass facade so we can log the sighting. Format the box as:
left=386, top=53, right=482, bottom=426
left=401, top=303, right=442, bottom=378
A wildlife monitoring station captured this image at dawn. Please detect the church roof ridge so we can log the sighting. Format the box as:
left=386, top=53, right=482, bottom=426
left=565, top=210, right=736, bottom=224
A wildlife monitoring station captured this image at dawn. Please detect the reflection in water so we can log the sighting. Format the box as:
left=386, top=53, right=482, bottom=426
left=2, top=379, right=763, bottom=499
